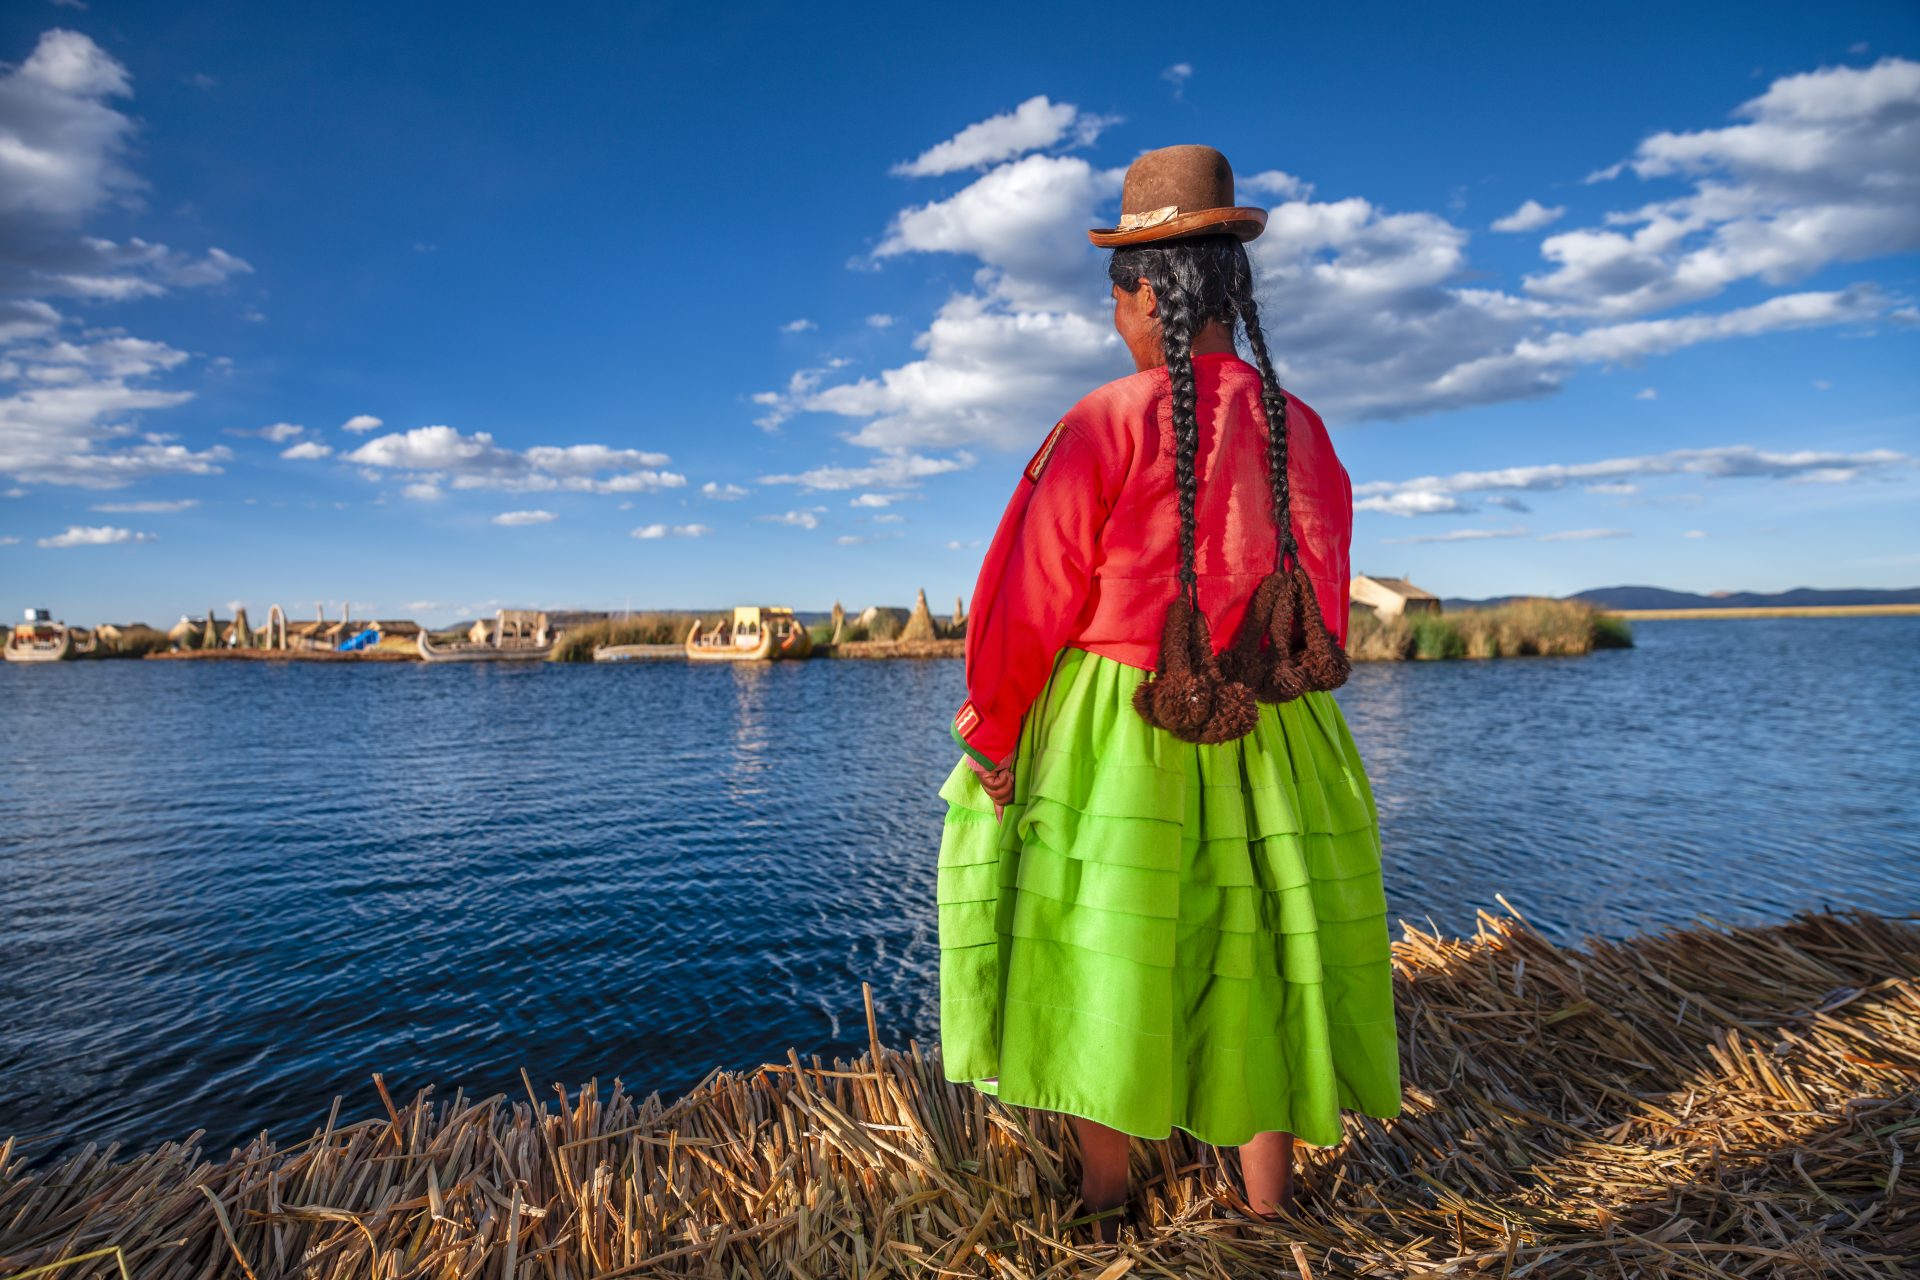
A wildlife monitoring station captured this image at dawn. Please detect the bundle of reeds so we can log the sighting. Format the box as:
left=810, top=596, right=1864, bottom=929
left=2, top=905, right=1912, bottom=1278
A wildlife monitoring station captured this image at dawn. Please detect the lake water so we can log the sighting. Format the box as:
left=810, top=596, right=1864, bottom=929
left=3, top=617, right=1916, bottom=1156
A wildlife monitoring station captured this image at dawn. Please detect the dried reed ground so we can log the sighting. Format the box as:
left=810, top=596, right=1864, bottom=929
left=2, top=905, right=1914, bottom=1279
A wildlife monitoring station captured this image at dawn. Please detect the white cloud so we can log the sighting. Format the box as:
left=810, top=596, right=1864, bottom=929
left=37, top=522, right=153, bottom=547
left=1491, top=199, right=1566, bottom=233
left=0, top=30, right=137, bottom=219
left=246, top=422, right=305, bottom=442
left=849, top=492, right=895, bottom=507
left=780, top=318, right=816, bottom=333
left=631, top=522, right=709, bottom=539
left=759, top=450, right=972, bottom=491
left=1540, top=527, right=1631, bottom=541
left=1584, top=481, right=1639, bottom=494
left=701, top=481, right=748, bottom=499
left=1380, top=527, right=1530, bottom=545
left=1550, top=56, right=1920, bottom=316
left=1161, top=63, right=1192, bottom=98
left=752, top=62, right=1914, bottom=497
left=281, top=440, right=331, bottom=460
left=343, top=425, right=683, bottom=493
left=492, top=509, right=555, bottom=526
left=0, top=31, right=251, bottom=490
left=890, top=95, right=1116, bottom=177
left=866, top=313, right=895, bottom=328
left=871, top=512, right=904, bottom=523
left=1634, top=387, right=1658, bottom=400
left=1356, top=443, right=1915, bottom=514
left=835, top=534, right=868, bottom=545
left=401, top=481, right=442, bottom=501
left=1356, top=491, right=1471, bottom=516
left=90, top=497, right=196, bottom=512
left=341, top=413, right=383, bottom=433
left=758, top=510, right=820, bottom=530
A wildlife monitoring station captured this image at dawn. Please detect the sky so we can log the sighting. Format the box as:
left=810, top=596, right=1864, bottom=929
left=2, top=1, right=1916, bottom=628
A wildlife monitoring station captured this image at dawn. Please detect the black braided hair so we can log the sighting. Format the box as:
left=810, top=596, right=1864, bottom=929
left=1107, top=234, right=1296, bottom=583
left=1106, top=236, right=1241, bottom=601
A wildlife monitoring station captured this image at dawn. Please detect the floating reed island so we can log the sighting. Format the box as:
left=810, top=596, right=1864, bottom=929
left=2, top=906, right=1911, bottom=1278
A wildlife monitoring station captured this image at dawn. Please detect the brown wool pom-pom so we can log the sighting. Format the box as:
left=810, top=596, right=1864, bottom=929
left=1218, top=570, right=1284, bottom=689
left=1152, top=672, right=1215, bottom=734
left=1294, top=564, right=1352, bottom=692
left=1195, top=678, right=1260, bottom=743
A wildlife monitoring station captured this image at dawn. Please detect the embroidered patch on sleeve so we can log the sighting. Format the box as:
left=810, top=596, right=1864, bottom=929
left=1024, top=420, right=1066, bottom=483
left=953, top=701, right=981, bottom=737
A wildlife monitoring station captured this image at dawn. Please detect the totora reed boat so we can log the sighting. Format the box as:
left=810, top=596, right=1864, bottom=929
left=685, top=606, right=814, bottom=662
left=5, top=608, right=96, bottom=663
left=417, top=609, right=555, bottom=663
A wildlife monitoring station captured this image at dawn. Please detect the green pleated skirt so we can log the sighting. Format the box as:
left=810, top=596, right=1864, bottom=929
left=936, top=646, right=1402, bottom=1148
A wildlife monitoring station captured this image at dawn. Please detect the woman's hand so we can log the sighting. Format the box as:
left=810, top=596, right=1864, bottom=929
left=966, top=753, right=1016, bottom=823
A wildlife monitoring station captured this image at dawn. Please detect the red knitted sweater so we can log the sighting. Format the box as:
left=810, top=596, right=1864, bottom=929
left=950, top=352, right=1354, bottom=769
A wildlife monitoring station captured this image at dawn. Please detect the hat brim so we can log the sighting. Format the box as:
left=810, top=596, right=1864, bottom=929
left=1087, top=206, right=1267, bottom=248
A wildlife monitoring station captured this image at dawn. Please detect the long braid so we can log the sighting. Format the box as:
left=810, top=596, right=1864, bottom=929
left=1230, top=280, right=1297, bottom=570
left=1158, top=274, right=1202, bottom=603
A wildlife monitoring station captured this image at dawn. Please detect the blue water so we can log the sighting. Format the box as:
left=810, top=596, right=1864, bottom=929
left=2, top=617, right=1916, bottom=1156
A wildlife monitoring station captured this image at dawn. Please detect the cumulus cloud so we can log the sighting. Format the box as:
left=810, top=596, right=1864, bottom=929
left=631, top=522, right=709, bottom=539
left=755, top=61, right=1911, bottom=471
left=701, top=481, right=748, bottom=499
left=780, top=318, right=816, bottom=333
left=343, top=425, right=683, bottom=493
left=37, top=522, right=153, bottom=547
left=280, top=440, right=331, bottom=460
left=890, top=95, right=1116, bottom=177
left=1550, top=56, right=1920, bottom=316
left=341, top=413, right=382, bottom=433
left=0, top=30, right=250, bottom=490
left=1491, top=199, right=1566, bottom=232
left=849, top=492, right=895, bottom=507
left=401, top=481, right=442, bottom=501
left=865, top=313, right=895, bottom=328
left=757, top=510, right=821, bottom=530
left=1356, top=443, right=1914, bottom=514
left=491, top=509, right=555, bottom=526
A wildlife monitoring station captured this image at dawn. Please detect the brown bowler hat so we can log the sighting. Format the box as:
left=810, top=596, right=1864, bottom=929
left=1088, top=144, right=1267, bottom=248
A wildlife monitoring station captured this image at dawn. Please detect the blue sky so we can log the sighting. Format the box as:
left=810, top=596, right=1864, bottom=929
left=2, top=1, right=1916, bottom=627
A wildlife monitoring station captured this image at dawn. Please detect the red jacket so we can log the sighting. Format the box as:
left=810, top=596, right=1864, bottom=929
left=950, top=351, right=1353, bottom=769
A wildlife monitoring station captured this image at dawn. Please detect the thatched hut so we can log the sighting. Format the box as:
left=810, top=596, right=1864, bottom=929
left=900, top=588, right=939, bottom=643
left=1352, top=574, right=1441, bottom=621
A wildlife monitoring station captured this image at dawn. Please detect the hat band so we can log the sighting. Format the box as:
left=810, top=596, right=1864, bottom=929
left=1115, top=204, right=1180, bottom=232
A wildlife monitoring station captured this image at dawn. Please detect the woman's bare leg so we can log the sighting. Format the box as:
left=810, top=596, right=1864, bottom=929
left=1239, top=1130, right=1295, bottom=1216
left=1069, top=1115, right=1131, bottom=1243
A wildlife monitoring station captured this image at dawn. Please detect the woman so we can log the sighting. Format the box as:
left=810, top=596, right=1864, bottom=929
left=935, top=144, right=1401, bottom=1243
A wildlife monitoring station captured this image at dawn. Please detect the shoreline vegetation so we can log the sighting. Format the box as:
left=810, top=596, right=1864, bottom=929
left=50, top=598, right=1654, bottom=665
left=0, top=905, right=1911, bottom=1277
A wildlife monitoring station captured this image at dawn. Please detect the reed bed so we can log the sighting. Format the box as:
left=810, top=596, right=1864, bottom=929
left=2, top=905, right=1913, bottom=1278
left=1348, top=598, right=1632, bottom=661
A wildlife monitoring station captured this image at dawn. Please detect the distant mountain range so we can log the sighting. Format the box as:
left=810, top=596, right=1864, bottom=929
left=1440, top=585, right=1920, bottom=611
